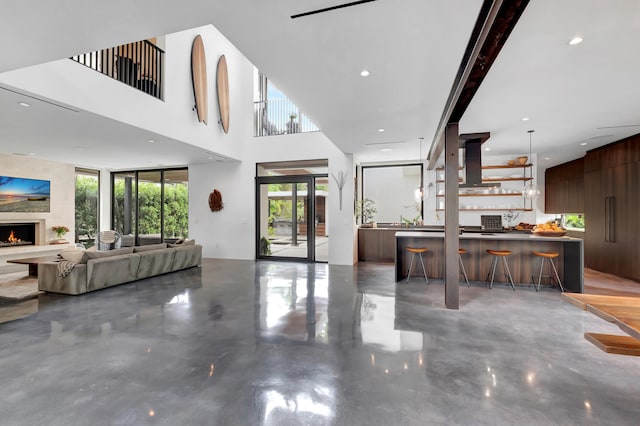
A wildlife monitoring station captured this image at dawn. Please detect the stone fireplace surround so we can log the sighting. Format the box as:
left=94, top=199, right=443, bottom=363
left=0, top=219, right=73, bottom=274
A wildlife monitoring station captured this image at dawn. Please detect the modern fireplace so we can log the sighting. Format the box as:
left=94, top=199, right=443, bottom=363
left=0, top=223, right=36, bottom=247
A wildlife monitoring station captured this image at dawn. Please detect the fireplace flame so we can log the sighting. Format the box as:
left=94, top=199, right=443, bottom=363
left=8, top=230, right=19, bottom=243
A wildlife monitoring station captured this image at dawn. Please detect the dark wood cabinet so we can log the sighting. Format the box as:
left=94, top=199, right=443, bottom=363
left=358, top=228, right=396, bottom=262
left=584, top=135, right=640, bottom=281
left=545, top=157, right=584, bottom=213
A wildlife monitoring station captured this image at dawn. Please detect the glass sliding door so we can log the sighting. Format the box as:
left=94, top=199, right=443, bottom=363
left=137, top=171, right=162, bottom=245
left=163, top=169, right=189, bottom=243
left=112, top=171, right=137, bottom=247
left=112, top=168, right=188, bottom=246
left=75, top=168, right=100, bottom=248
left=314, top=177, right=329, bottom=262
left=257, top=177, right=313, bottom=260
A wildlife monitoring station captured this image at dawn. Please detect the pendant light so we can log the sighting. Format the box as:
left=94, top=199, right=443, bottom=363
left=414, top=138, right=424, bottom=202
left=523, top=130, right=540, bottom=199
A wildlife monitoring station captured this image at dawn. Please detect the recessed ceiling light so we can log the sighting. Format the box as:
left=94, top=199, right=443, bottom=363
left=18, top=102, right=30, bottom=107
left=580, top=142, right=588, bottom=146
left=380, top=148, right=392, bottom=152
left=360, top=70, right=370, bottom=77
left=485, top=147, right=491, bottom=151
left=377, top=128, right=384, bottom=132
left=208, top=157, right=214, bottom=160
left=569, top=36, right=583, bottom=46
left=544, top=157, right=551, bottom=160
left=522, top=117, right=530, bottom=121
left=28, top=152, right=36, bottom=156
left=147, top=139, right=156, bottom=143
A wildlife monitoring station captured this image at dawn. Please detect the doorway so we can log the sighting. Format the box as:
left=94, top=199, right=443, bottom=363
left=256, top=160, right=328, bottom=262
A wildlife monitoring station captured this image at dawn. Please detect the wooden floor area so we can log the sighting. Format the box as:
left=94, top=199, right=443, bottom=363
left=583, top=268, right=640, bottom=296
left=564, top=272, right=640, bottom=356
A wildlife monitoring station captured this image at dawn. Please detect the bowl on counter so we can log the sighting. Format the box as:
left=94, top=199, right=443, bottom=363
left=531, top=230, right=567, bottom=237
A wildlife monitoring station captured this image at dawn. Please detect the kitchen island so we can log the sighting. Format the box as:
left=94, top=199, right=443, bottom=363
left=395, top=231, right=584, bottom=292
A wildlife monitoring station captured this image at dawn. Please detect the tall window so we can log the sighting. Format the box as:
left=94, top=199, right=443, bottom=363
left=112, top=168, right=188, bottom=246
left=75, top=168, right=100, bottom=248
left=254, top=71, right=318, bottom=136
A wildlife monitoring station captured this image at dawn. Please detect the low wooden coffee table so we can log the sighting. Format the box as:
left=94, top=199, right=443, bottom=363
left=6, top=255, right=60, bottom=277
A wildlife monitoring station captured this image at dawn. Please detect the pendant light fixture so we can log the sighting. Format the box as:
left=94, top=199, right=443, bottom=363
left=414, top=138, right=424, bottom=202
left=523, top=130, right=540, bottom=199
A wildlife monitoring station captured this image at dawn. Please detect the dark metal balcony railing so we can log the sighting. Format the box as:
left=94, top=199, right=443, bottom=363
left=71, top=40, right=164, bottom=100
left=254, top=98, right=319, bottom=137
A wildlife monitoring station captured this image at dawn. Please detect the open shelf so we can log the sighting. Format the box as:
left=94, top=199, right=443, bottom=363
left=436, top=164, right=532, bottom=171
left=436, top=177, right=532, bottom=183
left=436, top=193, right=523, bottom=197
left=436, top=208, right=534, bottom=212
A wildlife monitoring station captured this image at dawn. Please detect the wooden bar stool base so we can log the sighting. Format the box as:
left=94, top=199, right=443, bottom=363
left=486, top=249, right=516, bottom=291
left=406, top=247, right=429, bottom=284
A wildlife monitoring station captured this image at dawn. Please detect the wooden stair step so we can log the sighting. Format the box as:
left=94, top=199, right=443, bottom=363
left=562, top=293, right=640, bottom=310
left=617, top=319, right=640, bottom=342
left=587, top=304, right=640, bottom=323
left=584, top=333, right=640, bottom=356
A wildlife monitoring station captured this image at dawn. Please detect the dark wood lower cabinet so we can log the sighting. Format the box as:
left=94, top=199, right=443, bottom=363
left=358, top=228, right=396, bottom=262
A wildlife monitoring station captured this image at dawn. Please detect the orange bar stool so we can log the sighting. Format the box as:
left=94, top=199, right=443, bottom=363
left=458, top=248, right=470, bottom=287
left=532, top=251, right=564, bottom=292
left=486, top=249, right=516, bottom=291
left=406, top=247, right=429, bottom=283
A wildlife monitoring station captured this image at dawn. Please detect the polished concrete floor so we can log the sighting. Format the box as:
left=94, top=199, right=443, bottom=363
left=0, top=259, right=639, bottom=425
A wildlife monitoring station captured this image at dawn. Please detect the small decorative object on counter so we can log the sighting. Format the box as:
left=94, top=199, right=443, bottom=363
left=51, top=225, right=70, bottom=244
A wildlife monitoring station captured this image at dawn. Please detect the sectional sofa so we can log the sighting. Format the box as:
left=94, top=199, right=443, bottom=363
left=38, top=242, right=202, bottom=295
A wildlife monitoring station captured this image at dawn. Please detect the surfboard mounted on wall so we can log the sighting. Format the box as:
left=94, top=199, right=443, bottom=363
left=216, top=54, right=230, bottom=133
left=191, top=35, right=208, bottom=124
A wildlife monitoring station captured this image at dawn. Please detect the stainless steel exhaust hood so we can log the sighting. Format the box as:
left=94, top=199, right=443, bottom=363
left=459, top=132, right=498, bottom=188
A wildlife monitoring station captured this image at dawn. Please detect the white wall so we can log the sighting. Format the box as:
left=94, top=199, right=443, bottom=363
left=0, top=154, right=75, bottom=243
left=189, top=132, right=356, bottom=265
left=0, top=25, right=250, bottom=161
left=1, top=24, right=357, bottom=265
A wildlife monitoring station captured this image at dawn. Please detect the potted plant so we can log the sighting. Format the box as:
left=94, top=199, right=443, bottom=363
left=51, top=225, right=70, bottom=243
left=355, top=199, right=377, bottom=227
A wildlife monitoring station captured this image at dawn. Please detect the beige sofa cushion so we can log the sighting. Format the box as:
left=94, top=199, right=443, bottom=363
left=59, top=249, right=85, bottom=264
left=81, top=247, right=134, bottom=263
left=86, top=253, right=140, bottom=292
left=135, top=248, right=177, bottom=280
left=133, top=243, right=167, bottom=253
left=172, top=245, right=202, bottom=270
left=38, top=262, right=88, bottom=295
left=168, top=239, right=196, bottom=248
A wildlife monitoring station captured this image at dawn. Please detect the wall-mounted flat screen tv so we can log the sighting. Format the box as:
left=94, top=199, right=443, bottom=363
left=0, top=176, right=51, bottom=212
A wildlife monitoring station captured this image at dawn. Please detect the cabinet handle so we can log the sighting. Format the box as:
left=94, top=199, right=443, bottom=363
left=605, top=196, right=616, bottom=243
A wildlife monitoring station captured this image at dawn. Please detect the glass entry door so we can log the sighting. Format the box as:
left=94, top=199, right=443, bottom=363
left=256, top=176, right=315, bottom=261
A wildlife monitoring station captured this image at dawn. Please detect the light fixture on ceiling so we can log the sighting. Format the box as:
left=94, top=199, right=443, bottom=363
left=485, top=147, right=491, bottom=151
left=147, top=139, right=156, bottom=143
left=544, top=157, right=551, bottom=160
left=523, top=130, right=540, bottom=199
left=568, top=36, right=583, bottom=46
left=18, top=102, right=30, bottom=107
left=377, top=128, right=384, bottom=132
left=522, top=117, right=530, bottom=121
left=380, top=148, right=392, bottom=152
left=360, top=70, right=370, bottom=77
left=580, top=142, right=588, bottom=146
left=414, top=138, right=424, bottom=202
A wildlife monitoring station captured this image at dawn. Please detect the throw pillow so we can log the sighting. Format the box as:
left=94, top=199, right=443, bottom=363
left=59, top=249, right=85, bottom=264
left=133, top=243, right=168, bottom=253
left=84, top=246, right=134, bottom=261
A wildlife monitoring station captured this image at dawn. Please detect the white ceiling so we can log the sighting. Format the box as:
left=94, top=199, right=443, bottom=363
left=1, top=0, right=639, bottom=171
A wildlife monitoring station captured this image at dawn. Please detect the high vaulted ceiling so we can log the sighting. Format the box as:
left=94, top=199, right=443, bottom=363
left=1, top=0, right=640, bottom=170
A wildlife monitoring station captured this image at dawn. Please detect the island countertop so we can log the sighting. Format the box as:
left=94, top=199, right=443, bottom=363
left=394, top=231, right=583, bottom=292
left=395, top=230, right=581, bottom=243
